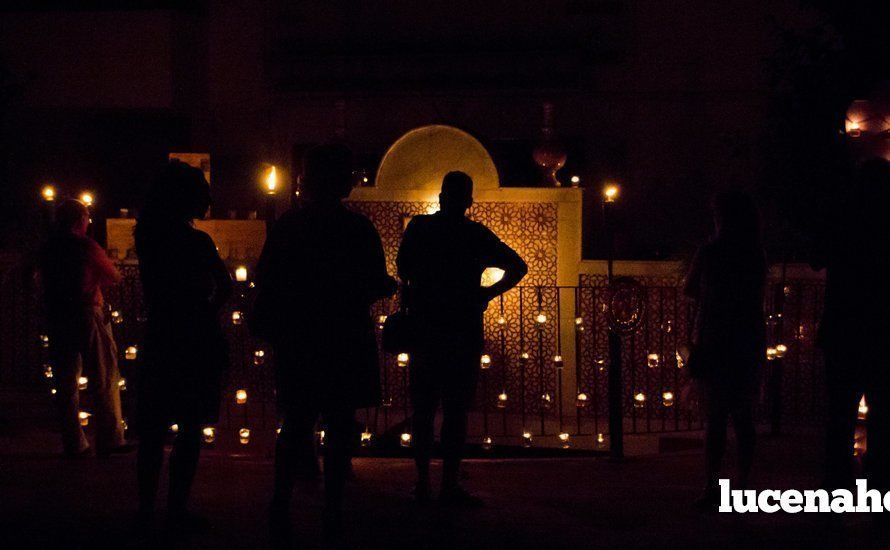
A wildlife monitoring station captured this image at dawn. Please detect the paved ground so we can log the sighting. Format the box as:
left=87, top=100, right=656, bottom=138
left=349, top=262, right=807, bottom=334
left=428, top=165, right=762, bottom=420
left=0, top=391, right=882, bottom=549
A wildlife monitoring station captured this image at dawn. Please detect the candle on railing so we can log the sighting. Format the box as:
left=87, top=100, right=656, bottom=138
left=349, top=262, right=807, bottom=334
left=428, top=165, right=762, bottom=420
left=576, top=392, right=589, bottom=408
left=497, top=392, right=508, bottom=408
left=400, top=432, right=412, bottom=447
left=482, top=436, right=493, bottom=450
left=558, top=432, right=571, bottom=448
left=235, top=389, right=248, bottom=404
left=480, top=354, right=492, bottom=369
left=397, top=353, right=410, bottom=368
left=647, top=353, right=659, bottom=368
left=662, top=391, right=675, bottom=407
left=239, top=428, right=251, bottom=445
left=125, top=346, right=138, bottom=360
left=553, top=355, right=564, bottom=369
left=202, top=426, right=216, bottom=444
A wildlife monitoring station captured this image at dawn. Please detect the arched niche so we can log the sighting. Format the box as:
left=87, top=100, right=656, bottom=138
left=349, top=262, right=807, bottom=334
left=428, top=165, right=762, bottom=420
left=375, top=125, right=499, bottom=191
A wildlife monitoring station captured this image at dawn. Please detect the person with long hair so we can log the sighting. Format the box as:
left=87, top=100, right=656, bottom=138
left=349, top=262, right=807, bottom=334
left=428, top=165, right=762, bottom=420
left=39, top=198, right=128, bottom=457
left=133, top=160, right=232, bottom=532
left=684, top=190, right=766, bottom=509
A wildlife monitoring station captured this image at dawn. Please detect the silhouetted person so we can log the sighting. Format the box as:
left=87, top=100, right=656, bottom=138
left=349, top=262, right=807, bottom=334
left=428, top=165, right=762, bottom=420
left=39, top=199, right=127, bottom=457
left=819, top=158, right=890, bottom=498
left=255, top=144, right=396, bottom=542
left=397, top=171, right=527, bottom=505
left=134, top=161, right=232, bottom=532
left=684, top=190, right=765, bottom=509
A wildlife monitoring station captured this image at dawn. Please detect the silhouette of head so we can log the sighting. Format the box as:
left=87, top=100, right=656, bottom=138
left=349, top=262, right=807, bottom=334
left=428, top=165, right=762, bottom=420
left=303, top=144, right=354, bottom=203
left=712, top=190, right=760, bottom=246
left=439, top=171, right=473, bottom=215
left=140, top=160, right=211, bottom=226
left=55, top=199, right=89, bottom=236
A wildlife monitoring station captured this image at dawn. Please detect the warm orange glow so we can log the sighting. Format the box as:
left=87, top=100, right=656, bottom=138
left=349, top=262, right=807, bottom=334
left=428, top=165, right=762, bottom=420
left=481, top=267, right=505, bottom=287
left=859, top=395, right=868, bottom=419
left=235, top=266, right=248, bottom=282
left=264, top=166, right=278, bottom=194
left=397, top=352, right=410, bottom=367
left=239, top=428, right=251, bottom=444
left=480, top=354, right=492, bottom=369
left=79, top=192, right=94, bottom=207
left=41, top=185, right=56, bottom=201
left=603, top=183, right=619, bottom=203
left=236, top=389, right=248, bottom=404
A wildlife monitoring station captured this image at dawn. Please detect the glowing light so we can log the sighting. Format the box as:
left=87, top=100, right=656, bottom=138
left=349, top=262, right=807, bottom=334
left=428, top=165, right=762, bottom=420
left=360, top=430, right=373, bottom=447
left=231, top=311, right=243, bottom=325
left=775, top=344, right=788, bottom=358
left=662, top=391, right=675, bottom=407
left=558, top=432, right=571, bottom=447
left=397, top=352, right=410, bottom=367
left=859, top=395, right=868, bottom=419
left=170, top=424, right=180, bottom=433
left=376, top=315, right=387, bottom=330
left=50, top=388, right=57, bottom=395
left=519, top=352, right=530, bottom=362
left=78, top=376, right=88, bottom=390
left=78, top=411, right=91, bottom=426
left=79, top=192, right=94, bottom=207
left=553, top=355, right=564, bottom=368
left=647, top=353, right=660, bottom=368
left=497, top=392, right=508, bottom=408
left=202, top=426, right=216, bottom=443
left=570, top=175, right=581, bottom=185
left=535, top=312, right=547, bottom=325
left=541, top=393, right=553, bottom=408
left=400, top=432, right=412, bottom=447
left=596, top=433, right=605, bottom=445
left=263, top=166, right=278, bottom=194
left=110, top=310, right=123, bottom=324
left=480, top=354, right=492, bottom=369
left=39, top=334, right=50, bottom=348
left=847, top=120, right=862, bottom=137
left=41, top=185, right=56, bottom=201
left=253, top=350, right=265, bottom=365
left=125, top=346, right=138, bottom=360
left=239, top=428, right=251, bottom=445
left=766, top=347, right=778, bottom=361
left=234, top=266, right=248, bottom=282
left=603, top=183, right=620, bottom=203
left=497, top=315, right=507, bottom=327
left=43, top=364, right=53, bottom=379
left=118, top=378, right=127, bottom=391
left=522, top=430, right=533, bottom=448
left=574, top=317, right=584, bottom=331
left=576, top=393, right=589, bottom=408
left=633, top=392, right=646, bottom=408
left=481, top=267, right=505, bottom=287
left=482, top=436, right=493, bottom=450
left=235, top=389, right=248, bottom=404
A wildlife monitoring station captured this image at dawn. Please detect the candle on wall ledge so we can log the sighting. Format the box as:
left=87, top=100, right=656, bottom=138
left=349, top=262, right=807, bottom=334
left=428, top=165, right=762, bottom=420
left=662, top=391, right=675, bottom=407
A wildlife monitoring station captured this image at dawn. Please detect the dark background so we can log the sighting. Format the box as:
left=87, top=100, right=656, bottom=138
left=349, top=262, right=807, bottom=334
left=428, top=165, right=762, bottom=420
left=1, top=0, right=887, bottom=260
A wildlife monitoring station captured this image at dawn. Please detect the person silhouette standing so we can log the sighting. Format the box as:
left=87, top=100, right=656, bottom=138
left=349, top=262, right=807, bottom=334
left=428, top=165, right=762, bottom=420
left=819, top=158, right=890, bottom=502
left=684, top=190, right=765, bottom=509
left=39, top=199, right=128, bottom=457
left=397, top=171, right=527, bottom=506
left=134, top=161, right=232, bottom=532
left=255, top=144, right=396, bottom=543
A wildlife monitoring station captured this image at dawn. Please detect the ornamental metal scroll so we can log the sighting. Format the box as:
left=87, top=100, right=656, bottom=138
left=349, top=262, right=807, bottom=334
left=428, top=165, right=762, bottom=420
left=605, top=276, right=645, bottom=335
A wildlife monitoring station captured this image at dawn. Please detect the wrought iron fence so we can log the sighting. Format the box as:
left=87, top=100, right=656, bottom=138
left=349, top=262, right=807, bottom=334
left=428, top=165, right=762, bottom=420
left=9, top=261, right=825, bottom=452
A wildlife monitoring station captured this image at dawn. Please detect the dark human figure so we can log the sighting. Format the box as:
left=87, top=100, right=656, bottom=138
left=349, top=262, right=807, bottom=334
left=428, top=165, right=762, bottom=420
left=819, top=158, right=890, bottom=498
left=684, top=190, right=765, bottom=508
left=39, top=199, right=127, bottom=457
left=134, top=161, right=232, bottom=532
left=255, top=144, right=396, bottom=542
left=397, top=171, right=527, bottom=505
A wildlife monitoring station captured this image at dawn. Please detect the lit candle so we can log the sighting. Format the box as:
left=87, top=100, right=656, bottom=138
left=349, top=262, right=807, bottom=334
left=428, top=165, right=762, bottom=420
left=596, top=433, right=606, bottom=448
left=775, top=344, right=788, bottom=358
left=519, top=352, right=530, bottom=362
left=231, top=311, right=243, bottom=325
left=125, top=346, right=138, bottom=360
left=541, top=392, right=553, bottom=408
left=235, top=266, right=248, bottom=282
left=497, top=392, right=508, bottom=408
left=480, top=354, right=492, bottom=369
left=118, top=378, right=127, bottom=391
left=576, top=392, right=589, bottom=408
left=43, top=364, right=53, bottom=379
left=522, top=430, right=533, bottom=448
left=170, top=424, right=180, bottom=433
left=603, top=183, right=620, bottom=203
left=400, top=432, right=412, bottom=447
left=558, top=432, right=571, bottom=448
left=239, top=428, right=251, bottom=445
left=570, top=175, right=581, bottom=186
left=482, top=436, right=493, bottom=450
left=859, top=395, right=868, bottom=419
left=41, top=185, right=56, bottom=202
left=253, top=350, right=265, bottom=365
left=236, top=389, right=248, bottom=404
left=202, top=426, right=216, bottom=443
left=553, top=355, right=564, bottom=368
left=78, top=376, right=88, bottom=391
left=317, top=430, right=326, bottom=446
left=633, top=392, right=646, bottom=408
left=397, top=352, right=410, bottom=367
left=766, top=347, right=778, bottom=361
left=360, top=430, right=373, bottom=447
left=662, top=391, right=674, bottom=407
left=574, top=316, right=584, bottom=331
left=535, top=312, right=547, bottom=325
left=263, top=166, right=278, bottom=194
left=79, top=192, right=94, bottom=207
left=39, top=334, right=50, bottom=348
left=78, top=411, right=91, bottom=426
left=110, top=310, right=123, bottom=324
left=647, top=353, right=659, bottom=368
left=496, top=315, right=507, bottom=327
left=376, top=315, right=387, bottom=330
